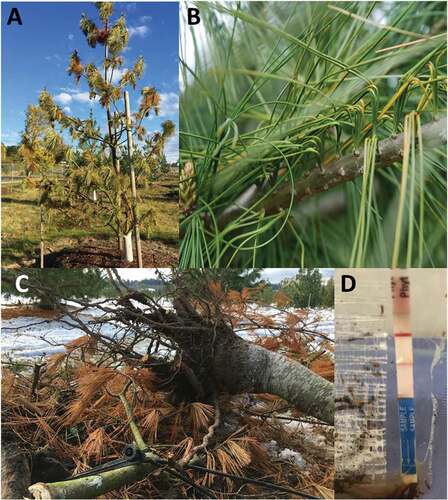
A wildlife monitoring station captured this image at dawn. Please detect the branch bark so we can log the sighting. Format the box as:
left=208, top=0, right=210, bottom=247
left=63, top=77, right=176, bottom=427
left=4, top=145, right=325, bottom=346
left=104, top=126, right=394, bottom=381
left=219, top=117, right=447, bottom=224
left=141, top=297, right=334, bottom=424
left=214, top=337, right=335, bottom=424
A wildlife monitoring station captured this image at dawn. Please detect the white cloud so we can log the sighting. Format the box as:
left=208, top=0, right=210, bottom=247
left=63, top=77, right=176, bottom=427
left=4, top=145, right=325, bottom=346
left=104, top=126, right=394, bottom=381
left=110, top=67, right=128, bottom=84
left=63, top=106, right=71, bottom=113
left=128, top=25, right=149, bottom=38
left=1, top=131, right=20, bottom=145
left=59, top=87, right=79, bottom=93
left=54, top=91, right=98, bottom=105
left=164, top=132, right=179, bottom=162
left=125, top=2, right=137, bottom=12
left=159, top=92, right=179, bottom=117
left=73, top=92, right=94, bottom=103
left=68, top=33, right=74, bottom=40
left=54, top=92, right=72, bottom=105
left=45, top=54, right=62, bottom=62
left=139, top=15, right=152, bottom=23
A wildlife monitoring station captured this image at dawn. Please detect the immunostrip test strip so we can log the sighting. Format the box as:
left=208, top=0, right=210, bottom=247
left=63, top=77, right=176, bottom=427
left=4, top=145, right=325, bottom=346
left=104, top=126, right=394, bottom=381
left=391, top=269, right=417, bottom=482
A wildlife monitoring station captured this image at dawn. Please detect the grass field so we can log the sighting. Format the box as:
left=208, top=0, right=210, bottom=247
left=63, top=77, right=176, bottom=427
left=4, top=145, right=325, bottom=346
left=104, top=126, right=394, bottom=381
left=1, top=170, right=178, bottom=267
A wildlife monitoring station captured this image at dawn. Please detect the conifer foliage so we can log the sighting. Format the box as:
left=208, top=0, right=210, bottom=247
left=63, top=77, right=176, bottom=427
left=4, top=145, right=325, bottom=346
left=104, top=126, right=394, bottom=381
left=22, top=2, right=176, bottom=255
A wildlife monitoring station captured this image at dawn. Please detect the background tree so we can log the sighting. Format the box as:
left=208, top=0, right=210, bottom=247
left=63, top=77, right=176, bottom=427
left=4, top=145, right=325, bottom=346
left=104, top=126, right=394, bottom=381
left=17, top=104, right=67, bottom=267
left=1, top=144, right=20, bottom=164
left=321, top=277, right=335, bottom=308
left=281, top=269, right=324, bottom=307
left=2, top=269, right=110, bottom=309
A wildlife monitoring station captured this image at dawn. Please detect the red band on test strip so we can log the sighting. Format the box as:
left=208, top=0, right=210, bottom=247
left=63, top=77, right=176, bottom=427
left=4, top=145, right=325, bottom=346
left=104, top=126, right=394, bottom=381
left=394, top=332, right=412, bottom=337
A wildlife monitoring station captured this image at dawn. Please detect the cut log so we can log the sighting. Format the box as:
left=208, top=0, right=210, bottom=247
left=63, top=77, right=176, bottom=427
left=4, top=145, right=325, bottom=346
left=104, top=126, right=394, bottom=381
left=28, top=461, right=157, bottom=499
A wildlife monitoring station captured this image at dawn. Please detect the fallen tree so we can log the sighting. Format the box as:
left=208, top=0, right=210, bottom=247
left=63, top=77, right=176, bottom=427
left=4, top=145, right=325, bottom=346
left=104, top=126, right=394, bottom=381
left=3, top=269, right=334, bottom=499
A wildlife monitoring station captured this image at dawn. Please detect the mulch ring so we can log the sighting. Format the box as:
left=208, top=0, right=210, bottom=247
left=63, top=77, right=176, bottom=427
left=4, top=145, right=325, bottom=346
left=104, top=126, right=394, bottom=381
left=38, top=238, right=178, bottom=268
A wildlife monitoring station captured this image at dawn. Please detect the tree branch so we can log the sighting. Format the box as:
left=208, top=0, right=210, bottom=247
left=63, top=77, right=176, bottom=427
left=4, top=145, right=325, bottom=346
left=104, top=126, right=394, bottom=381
left=219, top=117, right=446, bottom=225
left=28, top=461, right=159, bottom=499
left=266, top=116, right=446, bottom=214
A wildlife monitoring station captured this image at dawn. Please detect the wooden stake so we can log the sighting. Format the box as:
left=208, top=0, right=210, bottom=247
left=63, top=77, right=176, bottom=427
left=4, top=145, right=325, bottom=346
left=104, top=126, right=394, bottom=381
left=40, top=205, right=45, bottom=269
left=114, top=112, right=124, bottom=255
left=391, top=269, right=417, bottom=486
left=124, top=91, right=143, bottom=268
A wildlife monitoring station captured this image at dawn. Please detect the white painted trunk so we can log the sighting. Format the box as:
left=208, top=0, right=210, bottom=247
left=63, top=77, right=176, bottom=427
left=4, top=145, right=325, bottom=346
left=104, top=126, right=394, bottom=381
left=123, top=231, right=134, bottom=262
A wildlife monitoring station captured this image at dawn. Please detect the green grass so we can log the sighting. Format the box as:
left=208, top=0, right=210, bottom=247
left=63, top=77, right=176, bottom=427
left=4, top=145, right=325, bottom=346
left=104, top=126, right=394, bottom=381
left=140, top=172, right=179, bottom=243
left=1, top=171, right=178, bottom=265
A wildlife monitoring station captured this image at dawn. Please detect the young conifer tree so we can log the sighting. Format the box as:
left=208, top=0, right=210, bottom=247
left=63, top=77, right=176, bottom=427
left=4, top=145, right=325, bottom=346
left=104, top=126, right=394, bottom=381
left=38, top=1, right=175, bottom=259
left=18, top=105, right=67, bottom=267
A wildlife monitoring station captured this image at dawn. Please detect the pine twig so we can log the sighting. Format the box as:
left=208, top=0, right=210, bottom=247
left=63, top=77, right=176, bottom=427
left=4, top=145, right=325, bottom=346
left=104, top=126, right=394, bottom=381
left=218, top=117, right=446, bottom=225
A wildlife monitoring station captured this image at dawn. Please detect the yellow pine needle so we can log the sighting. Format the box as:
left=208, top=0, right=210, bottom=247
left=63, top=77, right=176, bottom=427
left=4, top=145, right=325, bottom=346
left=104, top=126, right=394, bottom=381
left=416, top=114, right=425, bottom=266
left=141, top=409, right=160, bottom=442
left=225, top=439, right=252, bottom=468
left=406, top=112, right=417, bottom=267
left=392, top=114, right=412, bottom=267
left=189, top=402, right=213, bottom=440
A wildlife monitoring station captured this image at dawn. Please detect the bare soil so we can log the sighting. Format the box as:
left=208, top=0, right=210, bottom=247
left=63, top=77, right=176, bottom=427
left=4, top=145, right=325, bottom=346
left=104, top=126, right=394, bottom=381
left=36, top=237, right=178, bottom=268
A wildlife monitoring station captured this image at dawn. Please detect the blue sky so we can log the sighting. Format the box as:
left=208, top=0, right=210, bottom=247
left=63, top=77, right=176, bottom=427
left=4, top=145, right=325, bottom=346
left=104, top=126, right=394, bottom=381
left=1, top=1, right=179, bottom=161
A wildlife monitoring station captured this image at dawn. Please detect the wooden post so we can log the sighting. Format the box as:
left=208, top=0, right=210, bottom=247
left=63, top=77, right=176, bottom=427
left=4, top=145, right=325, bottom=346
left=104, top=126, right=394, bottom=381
left=114, top=111, right=124, bottom=255
left=116, top=157, right=124, bottom=255
left=124, top=91, right=143, bottom=267
left=40, top=205, right=45, bottom=269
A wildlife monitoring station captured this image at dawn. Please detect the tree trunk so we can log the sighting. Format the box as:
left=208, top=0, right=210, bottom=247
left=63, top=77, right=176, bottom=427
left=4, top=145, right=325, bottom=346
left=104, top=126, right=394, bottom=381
left=214, top=336, right=334, bottom=424
left=131, top=295, right=335, bottom=424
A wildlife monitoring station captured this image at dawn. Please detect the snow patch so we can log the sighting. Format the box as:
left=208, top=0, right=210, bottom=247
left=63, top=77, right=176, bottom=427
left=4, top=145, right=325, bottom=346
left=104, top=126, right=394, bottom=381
left=263, top=440, right=306, bottom=468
